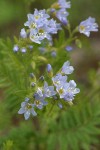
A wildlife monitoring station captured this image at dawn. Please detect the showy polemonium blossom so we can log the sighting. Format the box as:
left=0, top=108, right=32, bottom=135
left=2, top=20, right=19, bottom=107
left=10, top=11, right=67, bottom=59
left=56, top=83, right=69, bottom=98
left=56, top=9, right=69, bottom=25
left=20, top=28, right=27, bottom=38
left=37, top=87, right=43, bottom=97
left=52, top=73, right=67, bottom=87
left=33, top=93, right=48, bottom=109
left=18, top=97, right=37, bottom=120
left=58, top=0, right=71, bottom=9
left=51, top=0, right=71, bottom=25
left=35, top=81, right=56, bottom=99
left=79, top=17, right=98, bottom=37
left=61, top=61, right=74, bottom=75
left=56, top=80, right=80, bottom=100
left=47, top=19, right=61, bottom=34
left=64, top=80, right=80, bottom=101
left=24, top=9, right=61, bottom=44
left=24, top=9, right=49, bottom=27
left=43, top=81, right=56, bottom=97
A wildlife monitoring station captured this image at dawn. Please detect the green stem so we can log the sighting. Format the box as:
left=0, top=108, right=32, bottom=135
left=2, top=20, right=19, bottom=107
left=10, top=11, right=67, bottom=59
left=47, top=102, right=55, bottom=116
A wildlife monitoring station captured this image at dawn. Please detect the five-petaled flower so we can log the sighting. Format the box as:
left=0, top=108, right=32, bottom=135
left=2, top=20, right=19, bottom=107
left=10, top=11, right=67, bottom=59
left=18, top=97, right=37, bottom=120
left=79, top=17, right=98, bottom=37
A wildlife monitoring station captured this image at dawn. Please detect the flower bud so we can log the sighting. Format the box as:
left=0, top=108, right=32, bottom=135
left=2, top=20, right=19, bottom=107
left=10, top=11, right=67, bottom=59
left=51, top=51, right=56, bottom=57
left=21, top=47, right=26, bottom=53
left=31, top=82, right=36, bottom=87
left=20, top=28, right=27, bottom=38
left=13, top=45, right=19, bottom=52
left=65, top=46, right=73, bottom=51
left=39, top=76, right=44, bottom=81
left=30, top=73, right=35, bottom=78
left=46, top=64, right=53, bottom=77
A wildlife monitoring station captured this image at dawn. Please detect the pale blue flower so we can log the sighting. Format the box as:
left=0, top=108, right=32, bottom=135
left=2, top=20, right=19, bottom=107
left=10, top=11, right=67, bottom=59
left=30, top=33, right=40, bottom=44
left=79, top=17, right=98, bottom=37
left=64, top=92, right=74, bottom=101
left=29, top=26, right=52, bottom=44
left=33, top=93, right=48, bottom=109
left=18, top=97, right=37, bottom=120
left=29, top=19, right=59, bottom=43
left=24, top=9, right=49, bottom=28
left=58, top=0, right=71, bottom=9
left=52, top=0, right=71, bottom=25
left=56, top=8, right=69, bottom=25
left=64, top=80, right=80, bottom=101
left=20, top=28, right=27, bottom=38
left=47, top=19, right=61, bottom=34
left=37, top=87, right=43, bottom=97
left=52, top=73, right=67, bottom=87
left=24, top=9, right=61, bottom=44
left=24, top=14, right=35, bottom=28
left=43, top=81, right=56, bottom=97
left=61, top=61, right=74, bottom=74
left=56, top=80, right=80, bottom=100
left=56, top=83, right=69, bottom=98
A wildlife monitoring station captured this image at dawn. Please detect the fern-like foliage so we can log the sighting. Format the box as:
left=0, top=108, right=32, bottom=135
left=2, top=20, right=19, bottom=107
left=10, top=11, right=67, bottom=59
left=45, top=95, right=100, bottom=150
left=0, top=38, right=28, bottom=114
left=1, top=95, right=100, bottom=150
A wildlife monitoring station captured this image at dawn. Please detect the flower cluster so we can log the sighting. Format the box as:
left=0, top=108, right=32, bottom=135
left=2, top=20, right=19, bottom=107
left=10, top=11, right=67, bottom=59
left=16, top=0, right=98, bottom=120
left=21, top=9, right=61, bottom=44
left=51, top=0, right=71, bottom=25
left=18, top=61, right=80, bottom=120
left=52, top=61, right=80, bottom=102
left=18, top=81, right=56, bottom=120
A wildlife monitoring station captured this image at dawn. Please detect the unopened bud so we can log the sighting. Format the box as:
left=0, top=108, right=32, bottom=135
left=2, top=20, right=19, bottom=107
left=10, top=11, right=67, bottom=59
left=31, top=82, right=36, bottom=87
left=46, top=64, right=53, bottom=77
left=30, top=73, right=35, bottom=78
left=39, top=76, right=44, bottom=81
left=13, top=45, right=19, bottom=52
